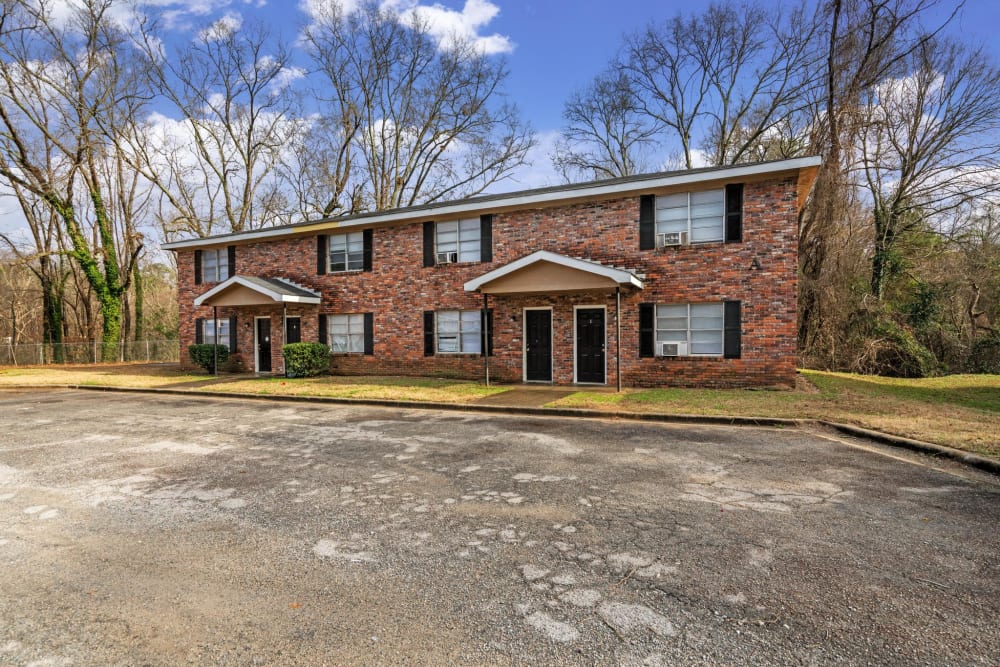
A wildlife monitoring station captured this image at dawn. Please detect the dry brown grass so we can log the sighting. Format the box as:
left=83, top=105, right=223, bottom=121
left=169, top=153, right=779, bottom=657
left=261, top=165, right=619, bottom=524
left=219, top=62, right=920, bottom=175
left=0, top=364, right=205, bottom=388
left=202, top=375, right=507, bottom=403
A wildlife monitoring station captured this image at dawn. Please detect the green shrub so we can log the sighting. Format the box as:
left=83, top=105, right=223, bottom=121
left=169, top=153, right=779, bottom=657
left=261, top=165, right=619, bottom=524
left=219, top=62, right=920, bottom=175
left=283, top=342, right=330, bottom=378
left=188, top=344, right=229, bottom=373
left=970, top=333, right=1000, bottom=374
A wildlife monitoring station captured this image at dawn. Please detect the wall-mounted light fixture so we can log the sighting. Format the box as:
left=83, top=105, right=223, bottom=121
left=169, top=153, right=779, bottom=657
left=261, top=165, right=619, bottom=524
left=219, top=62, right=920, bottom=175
left=750, top=257, right=762, bottom=271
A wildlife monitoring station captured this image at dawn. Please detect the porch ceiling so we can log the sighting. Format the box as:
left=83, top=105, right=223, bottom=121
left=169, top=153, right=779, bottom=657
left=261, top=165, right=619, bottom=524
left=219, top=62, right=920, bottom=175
left=464, top=250, right=644, bottom=295
left=194, top=275, right=321, bottom=307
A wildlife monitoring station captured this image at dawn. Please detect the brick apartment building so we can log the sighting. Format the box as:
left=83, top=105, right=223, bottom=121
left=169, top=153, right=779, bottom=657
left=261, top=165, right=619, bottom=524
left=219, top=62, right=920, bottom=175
left=164, top=156, right=820, bottom=388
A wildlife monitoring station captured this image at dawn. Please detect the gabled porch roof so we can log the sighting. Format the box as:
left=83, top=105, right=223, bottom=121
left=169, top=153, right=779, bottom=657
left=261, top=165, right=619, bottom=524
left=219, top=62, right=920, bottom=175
left=464, top=250, right=644, bottom=295
left=193, top=275, right=321, bottom=307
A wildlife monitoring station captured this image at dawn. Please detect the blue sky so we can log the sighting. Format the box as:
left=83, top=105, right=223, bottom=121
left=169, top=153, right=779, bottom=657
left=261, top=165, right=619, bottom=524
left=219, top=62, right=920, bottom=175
left=1, top=0, right=998, bottom=239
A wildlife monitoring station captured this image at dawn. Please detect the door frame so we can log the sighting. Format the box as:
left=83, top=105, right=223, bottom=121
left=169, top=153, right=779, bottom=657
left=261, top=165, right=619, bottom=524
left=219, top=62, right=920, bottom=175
left=573, top=304, right=607, bottom=385
left=254, top=316, right=270, bottom=373
left=522, top=306, right=553, bottom=383
left=284, top=315, right=301, bottom=345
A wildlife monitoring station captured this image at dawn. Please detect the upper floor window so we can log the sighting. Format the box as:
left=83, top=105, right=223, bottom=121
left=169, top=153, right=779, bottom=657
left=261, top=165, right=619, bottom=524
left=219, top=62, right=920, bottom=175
left=201, top=248, right=230, bottom=283
left=436, top=218, right=481, bottom=263
left=656, top=190, right=725, bottom=244
left=329, top=232, right=365, bottom=273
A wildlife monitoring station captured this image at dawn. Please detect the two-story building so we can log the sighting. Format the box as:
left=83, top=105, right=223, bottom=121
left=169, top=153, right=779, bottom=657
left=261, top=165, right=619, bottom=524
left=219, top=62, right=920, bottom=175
left=164, top=156, right=820, bottom=388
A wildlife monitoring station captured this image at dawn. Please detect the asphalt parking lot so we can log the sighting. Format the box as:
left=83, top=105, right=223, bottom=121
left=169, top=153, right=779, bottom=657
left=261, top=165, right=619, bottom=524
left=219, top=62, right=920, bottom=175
left=0, top=389, right=998, bottom=666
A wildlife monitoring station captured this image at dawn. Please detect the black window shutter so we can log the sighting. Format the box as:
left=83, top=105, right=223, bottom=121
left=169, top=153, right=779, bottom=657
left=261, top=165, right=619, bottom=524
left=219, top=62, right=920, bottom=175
left=363, top=229, right=373, bottom=272
left=423, top=222, right=435, bottom=267
left=195, top=318, right=204, bottom=344
left=639, top=195, right=655, bottom=250
left=317, top=235, right=327, bottom=275
left=194, top=250, right=203, bottom=285
left=480, top=308, right=494, bottom=357
left=227, top=245, right=236, bottom=278
left=363, top=312, right=374, bottom=355
left=639, top=303, right=655, bottom=357
left=423, top=311, right=435, bottom=356
left=480, top=214, right=493, bottom=263
left=229, top=315, right=238, bottom=351
left=724, top=300, right=742, bottom=358
left=725, top=183, right=744, bottom=243
left=318, top=314, right=328, bottom=345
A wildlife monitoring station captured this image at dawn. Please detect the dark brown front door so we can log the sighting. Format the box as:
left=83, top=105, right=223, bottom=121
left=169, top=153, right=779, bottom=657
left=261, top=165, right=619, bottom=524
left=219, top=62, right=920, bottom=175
left=285, top=317, right=301, bottom=344
left=525, top=310, right=552, bottom=382
left=256, top=318, right=271, bottom=372
left=576, top=308, right=605, bottom=384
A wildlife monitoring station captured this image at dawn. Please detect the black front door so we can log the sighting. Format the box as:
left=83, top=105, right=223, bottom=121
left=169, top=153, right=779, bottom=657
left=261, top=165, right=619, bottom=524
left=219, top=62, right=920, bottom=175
left=256, top=318, right=272, bottom=372
left=525, top=310, right=552, bottom=382
left=285, top=317, right=301, bottom=344
left=576, top=308, right=605, bottom=383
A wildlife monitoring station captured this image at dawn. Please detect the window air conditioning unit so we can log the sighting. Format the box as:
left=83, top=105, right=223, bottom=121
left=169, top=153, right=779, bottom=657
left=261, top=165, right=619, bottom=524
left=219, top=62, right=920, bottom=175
left=436, top=251, right=458, bottom=264
left=657, top=231, right=689, bottom=248
left=660, top=341, right=688, bottom=357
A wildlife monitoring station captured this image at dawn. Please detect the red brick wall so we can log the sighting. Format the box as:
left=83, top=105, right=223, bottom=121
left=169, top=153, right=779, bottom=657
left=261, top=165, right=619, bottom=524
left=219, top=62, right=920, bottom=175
left=176, top=175, right=799, bottom=387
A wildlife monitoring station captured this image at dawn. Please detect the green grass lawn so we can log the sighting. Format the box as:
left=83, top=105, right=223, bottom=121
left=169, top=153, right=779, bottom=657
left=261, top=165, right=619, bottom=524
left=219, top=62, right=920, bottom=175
left=551, top=370, right=1000, bottom=458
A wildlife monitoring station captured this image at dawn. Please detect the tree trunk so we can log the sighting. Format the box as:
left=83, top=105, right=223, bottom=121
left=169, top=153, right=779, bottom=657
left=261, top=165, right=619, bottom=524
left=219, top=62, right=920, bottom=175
left=133, top=260, right=144, bottom=342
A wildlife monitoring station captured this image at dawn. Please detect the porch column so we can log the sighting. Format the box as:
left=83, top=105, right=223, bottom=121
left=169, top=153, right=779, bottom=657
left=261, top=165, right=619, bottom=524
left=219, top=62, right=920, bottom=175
left=212, top=305, right=219, bottom=376
left=615, top=286, right=622, bottom=392
left=482, top=292, right=490, bottom=387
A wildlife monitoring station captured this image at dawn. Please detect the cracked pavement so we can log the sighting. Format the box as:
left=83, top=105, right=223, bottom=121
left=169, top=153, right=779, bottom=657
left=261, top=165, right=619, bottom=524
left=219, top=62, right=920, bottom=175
left=0, top=389, right=998, bottom=665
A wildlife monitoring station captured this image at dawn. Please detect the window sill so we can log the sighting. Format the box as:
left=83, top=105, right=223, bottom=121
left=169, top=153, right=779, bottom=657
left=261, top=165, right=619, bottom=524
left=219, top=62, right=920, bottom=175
left=432, top=262, right=482, bottom=268
left=434, top=352, right=482, bottom=357
left=328, top=269, right=364, bottom=275
left=650, top=355, right=726, bottom=361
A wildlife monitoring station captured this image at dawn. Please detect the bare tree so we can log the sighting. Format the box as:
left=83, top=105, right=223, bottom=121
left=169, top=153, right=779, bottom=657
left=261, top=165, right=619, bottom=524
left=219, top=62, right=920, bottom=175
left=0, top=0, right=146, bottom=358
left=0, top=181, right=69, bottom=358
left=610, top=0, right=820, bottom=170
left=300, top=0, right=534, bottom=214
left=552, top=70, right=658, bottom=181
left=128, top=18, right=301, bottom=238
left=856, top=37, right=1000, bottom=299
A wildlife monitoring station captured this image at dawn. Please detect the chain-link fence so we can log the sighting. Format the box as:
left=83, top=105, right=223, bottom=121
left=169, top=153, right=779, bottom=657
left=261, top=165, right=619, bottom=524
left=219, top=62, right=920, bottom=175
left=0, top=340, right=179, bottom=366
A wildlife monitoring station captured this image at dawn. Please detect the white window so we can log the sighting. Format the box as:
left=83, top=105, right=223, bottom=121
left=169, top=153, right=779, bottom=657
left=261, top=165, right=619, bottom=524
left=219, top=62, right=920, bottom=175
left=656, top=190, right=725, bottom=243
left=203, top=318, right=231, bottom=349
left=436, top=218, right=481, bottom=263
left=655, top=303, right=724, bottom=355
left=329, top=232, right=364, bottom=273
left=436, top=310, right=481, bottom=354
left=202, top=248, right=229, bottom=282
left=329, top=314, right=365, bottom=353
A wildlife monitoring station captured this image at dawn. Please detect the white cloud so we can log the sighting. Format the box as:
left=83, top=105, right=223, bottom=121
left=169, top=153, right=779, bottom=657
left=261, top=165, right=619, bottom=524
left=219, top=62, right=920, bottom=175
left=300, top=0, right=513, bottom=55
left=393, top=0, right=513, bottom=54
left=270, top=66, right=307, bottom=93
left=197, top=12, right=243, bottom=42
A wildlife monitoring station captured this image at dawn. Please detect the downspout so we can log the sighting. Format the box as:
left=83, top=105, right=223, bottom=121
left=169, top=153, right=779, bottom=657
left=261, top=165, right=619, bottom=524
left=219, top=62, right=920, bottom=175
left=482, top=292, right=490, bottom=387
left=615, top=286, right=622, bottom=393
left=282, top=303, right=287, bottom=376
left=212, top=305, right=218, bottom=376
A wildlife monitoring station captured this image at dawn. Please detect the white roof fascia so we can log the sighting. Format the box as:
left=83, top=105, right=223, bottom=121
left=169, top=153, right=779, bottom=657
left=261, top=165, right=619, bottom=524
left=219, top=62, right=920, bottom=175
left=163, top=156, right=822, bottom=251
left=464, top=250, right=644, bottom=292
left=193, top=276, right=321, bottom=306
